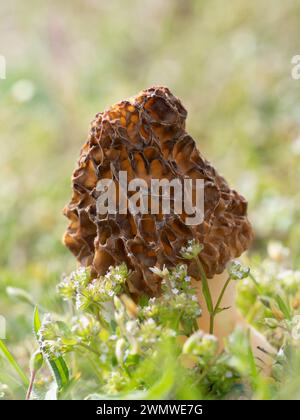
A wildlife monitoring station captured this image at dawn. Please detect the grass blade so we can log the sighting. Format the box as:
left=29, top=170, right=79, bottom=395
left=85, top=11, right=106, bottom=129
left=275, top=295, right=292, bottom=320
left=0, top=340, right=28, bottom=387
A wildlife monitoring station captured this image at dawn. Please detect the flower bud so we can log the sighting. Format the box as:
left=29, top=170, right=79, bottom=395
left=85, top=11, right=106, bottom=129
left=181, top=240, right=203, bottom=260
left=228, top=260, right=250, bottom=280
left=30, top=350, right=43, bottom=372
left=113, top=296, right=123, bottom=311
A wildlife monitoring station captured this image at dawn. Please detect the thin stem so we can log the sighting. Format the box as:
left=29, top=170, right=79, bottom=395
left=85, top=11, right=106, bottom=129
left=209, top=276, right=232, bottom=334
left=249, top=273, right=263, bottom=293
left=195, top=257, right=213, bottom=312
left=209, top=315, right=214, bottom=335
left=195, top=257, right=214, bottom=333
left=195, top=257, right=232, bottom=335
left=214, top=276, right=231, bottom=315
left=25, top=370, right=36, bottom=400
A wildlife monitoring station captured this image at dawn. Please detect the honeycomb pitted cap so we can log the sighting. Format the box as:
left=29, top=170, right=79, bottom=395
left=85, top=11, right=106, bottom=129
left=63, top=86, right=253, bottom=298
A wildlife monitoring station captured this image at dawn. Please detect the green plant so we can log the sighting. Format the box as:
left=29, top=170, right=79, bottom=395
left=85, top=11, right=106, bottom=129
left=2, top=240, right=300, bottom=399
left=16, top=242, right=269, bottom=399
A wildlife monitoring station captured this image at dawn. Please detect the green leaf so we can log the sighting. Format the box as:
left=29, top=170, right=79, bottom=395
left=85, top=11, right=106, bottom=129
left=33, top=306, right=69, bottom=390
left=33, top=305, right=41, bottom=337
left=246, top=330, right=258, bottom=381
left=30, top=350, right=43, bottom=372
left=0, top=340, right=29, bottom=387
left=144, top=366, right=174, bottom=399
left=215, top=306, right=230, bottom=314
left=47, top=357, right=69, bottom=390
left=275, top=295, right=292, bottom=320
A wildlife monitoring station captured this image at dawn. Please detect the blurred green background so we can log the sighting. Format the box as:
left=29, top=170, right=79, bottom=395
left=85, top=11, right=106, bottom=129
left=0, top=0, right=300, bottom=394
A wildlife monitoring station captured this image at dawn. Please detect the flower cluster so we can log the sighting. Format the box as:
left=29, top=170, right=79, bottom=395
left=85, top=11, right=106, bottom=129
left=180, top=239, right=203, bottom=260
left=147, top=264, right=201, bottom=334
left=57, top=263, right=128, bottom=311
left=113, top=296, right=177, bottom=359
left=228, top=260, right=250, bottom=280
left=183, top=331, right=218, bottom=360
left=237, top=247, right=300, bottom=349
left=37, top=314, right=69, bottom=358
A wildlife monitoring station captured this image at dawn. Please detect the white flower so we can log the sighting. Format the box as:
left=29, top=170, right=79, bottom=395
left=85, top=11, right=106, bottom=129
left=126, top=320, right=138, bottom=333
left=150, top=265, right=169, bottom=278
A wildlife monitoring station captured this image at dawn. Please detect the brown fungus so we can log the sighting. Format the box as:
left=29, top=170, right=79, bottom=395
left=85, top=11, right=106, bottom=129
left=63, top=86, right=253, bottom=298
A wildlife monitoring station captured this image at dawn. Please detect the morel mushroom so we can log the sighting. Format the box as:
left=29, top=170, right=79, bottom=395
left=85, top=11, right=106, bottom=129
left=63, top=86, right=274, bottom=369
left=63, top=86, right=253, bottom=299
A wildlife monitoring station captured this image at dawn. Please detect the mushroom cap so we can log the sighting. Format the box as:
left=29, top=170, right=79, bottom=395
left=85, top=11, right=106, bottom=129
left=63, top=86, right=253, bottom=297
